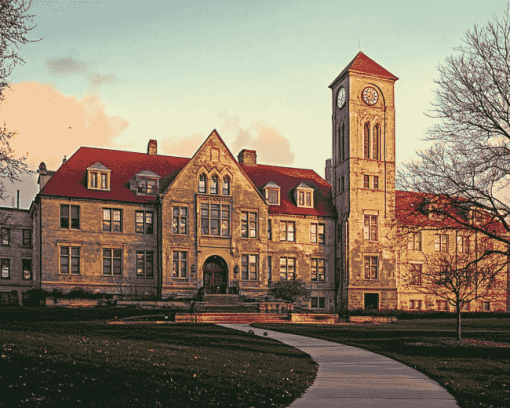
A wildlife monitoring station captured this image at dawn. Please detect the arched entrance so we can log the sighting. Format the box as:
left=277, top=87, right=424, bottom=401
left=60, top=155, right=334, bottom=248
left=203, top=256, right=228, bottom=294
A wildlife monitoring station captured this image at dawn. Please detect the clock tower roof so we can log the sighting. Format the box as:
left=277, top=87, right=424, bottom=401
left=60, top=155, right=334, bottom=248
left=329, top=51, right=398, bottom=88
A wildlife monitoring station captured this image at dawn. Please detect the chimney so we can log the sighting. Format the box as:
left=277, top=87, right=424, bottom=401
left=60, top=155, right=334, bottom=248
left=325, top=159, right=332, bottom=185
left=237, top=149, right=257, bottom=166
left=148, top=139, right=158, bottom=155
left=62, top=155, right=67, bottom=165
left=37, top=162, right=48, bottom=192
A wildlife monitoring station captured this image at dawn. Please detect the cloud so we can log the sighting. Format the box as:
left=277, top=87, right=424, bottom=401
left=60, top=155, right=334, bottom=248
left=44, top=57, right=93, bottom=75
left=160, top=133, right=206, bottom=158
left=1, top=81, right=129, bottom=169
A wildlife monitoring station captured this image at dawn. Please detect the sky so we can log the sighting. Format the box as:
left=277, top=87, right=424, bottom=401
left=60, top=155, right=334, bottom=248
left=0, top=0, right=507, bottom=208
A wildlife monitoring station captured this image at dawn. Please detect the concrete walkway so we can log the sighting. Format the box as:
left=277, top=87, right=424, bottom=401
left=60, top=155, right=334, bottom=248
left=219, top=324, right=459, bottom=408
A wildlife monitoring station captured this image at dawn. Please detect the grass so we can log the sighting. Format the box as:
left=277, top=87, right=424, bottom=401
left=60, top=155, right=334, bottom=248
left=252, top=319, right=510, bottom=408
left=0, top=308, right=317, bottom=407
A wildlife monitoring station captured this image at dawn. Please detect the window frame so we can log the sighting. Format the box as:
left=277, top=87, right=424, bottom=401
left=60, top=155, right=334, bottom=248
left=373, top=124, right=380, bottom=160
left=457, top=236, right=470, bottom=254
left=136, top=250, right=154, bottom=278
left=210, top=175, right=219, bottom=195
left=172, top=206, right=188, bottom=235
left=23, top=229, right=32, bottom=247
left=267, top=256, right=272, bottom=282
left=373, top=175, right=379, bottom=189
left=279, top=257, right=296, bottom=281
left=364, top=256, right=378, bottom=280
left=241, top=254, right=258, bottom=281
left=434, top=234, right=448, bottom=252
left=172, top=251, right=188, bottom=278
left=135, top=211, right=154, bottom=234
left=409, top=299, right=422, bottom=310
left=268, top=219, right=272, bottom=240
left=363, top=175, right=369, bottom=188
left=340, top=176, right=345, bottom=193
left=102, top=248, right=123, bottom=276
left=103, top=208, right=122, bottom=232
left=222, top=176, right=230, bottom=195
left=279, top=221, right=295, bottom=242
left=22, top=258, right=32, bottom=280
left=241, top=211, right=258, bottom=239
left=137, top=178, right=158, bottom=195
left=409, top=263, right=422, bottom=285
left=310, top=223, right=325, bottom=244
left=436, top=299, right=448, bottom=311
left=364, top=122, right=370, bottom=159
left=1, top=258, right=10, bottom=279
left=60, top=205, right=80, bottom=230
left=363, top=215, right=378, bottom=241
left=408, top=232, right=422, bottom=251
left=60, top=246, right=81, bottom=275
left=266, top=188, right=280, bottom=205
left=311, top=258, right=325, bottom=282
left=201, top=203, right=230, bottom=237
left=482, top=301, right=490, bottom=311
left=198, top=174, right=207, bottom=194
left=1, top=228, right=10, bottom=246
left=311, top=297, right=325, bottom=309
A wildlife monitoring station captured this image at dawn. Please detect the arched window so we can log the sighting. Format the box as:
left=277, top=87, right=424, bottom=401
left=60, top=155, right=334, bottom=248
left=199, top=174, right=207, bottom=194
left=341, top=124, right=345, bottom=161
left=364, top=122, right=370, bottom=159
left=211, top=175, right=219, bottom=195
left=373, top=124, right=380, bottom=160
left=222, top=176, right=230, bottom=195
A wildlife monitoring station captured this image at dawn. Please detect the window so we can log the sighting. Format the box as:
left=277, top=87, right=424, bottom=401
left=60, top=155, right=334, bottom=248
left=266, top=188, right=280, bottom=205
left=374, top=176, right=379, bottom=189
left=23, top=230, right=32, bottom=247
left=306, top=192, right=311, bottom=207
left=135, top=211, right=153, bottom=234
left=280, top=257, right=295, bottom=281
left=136, top=251, right=154, bottom=278
left=1, top=228, right=9, bottom=246
left=373, top=124, right=380, bottom=160
left=210, top=175, right=219, bottom=194
left=60, top=246, right=80, bottom=274
left=341, top=124, right=345, bottom=162
left=103, top=249, right=122, bottom=276
left=364, top=256, right=378, bottom=280
left=363, top=175, right=369, bottom=188
left=409, top=299, right=422, bottom=310
left=103, top=209, right=122, bottom=232
left=457, top=236, right=469, bottom=254
left=364, top=122, right=370, bottom=159
left=462, top=302, right=470, bottom=311
left=172, top=251, right=188, bottom=278
left=409, top=263, right=422, bottom=285
left=482, top=301, right=490, bottom=311
left=1, top=259, right=9, bottom=279
left=311, top=223, right=325, bottom=244
left=22, top=259, right=32, bottom=280
left=364, top=215, right=378, bottom=241
left=436, top=300, right=448, bottom=311
left=267, top=256, right=272, bottom=282
left=222, top=176, right=230, bottom=195
left=408, top=232, right=421, bottom=251
left=201, top=203, right=230, bottom=236
left=101, top=173, right=108, bottom=189
left=137, top=179, right=157, bottom=194
left=241, top=212, right=258, bottom=239
left=91, top=172, right=98, bottom=188
left=311, top=297, right=325, bottom=308
left=241, top=254, right=258, bottom=281
left=434, top=234, right=448, bottom=252
left=311, top=258, right=325, bottom=281
left=60, top=205, right=80, bottom=229
left=172, top=207, right=188, bottom=234
left=199, top=174, right=207, bottom=193
left=279, top=221, right=295, bottom=242
left=268, top=219, right=272, bottom=240
left=340, top=176, right=344, bottom=193
left=298, top=191, right=305, bottom=206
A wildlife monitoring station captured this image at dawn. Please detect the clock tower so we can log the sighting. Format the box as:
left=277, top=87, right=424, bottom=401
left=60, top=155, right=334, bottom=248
left=329, top=52, right=398, bottom=312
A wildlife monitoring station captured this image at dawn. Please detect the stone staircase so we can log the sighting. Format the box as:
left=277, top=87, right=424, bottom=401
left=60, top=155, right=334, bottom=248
left=175, top=312, right=290, bottom=324
left=199, top=294, right=242, bottom=306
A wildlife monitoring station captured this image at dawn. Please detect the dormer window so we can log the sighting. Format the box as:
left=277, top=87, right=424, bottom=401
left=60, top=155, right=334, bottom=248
left=263, top=182, right=280, bottom=205
left=132, top=170, right=160, bottom=196
left=87, top=163, right=111, bottom=191
left=295, top=182, right=314, bottom=208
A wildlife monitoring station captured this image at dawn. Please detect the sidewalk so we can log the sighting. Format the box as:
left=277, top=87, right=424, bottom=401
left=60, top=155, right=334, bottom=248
left=219, top=324, right=459, bottom=408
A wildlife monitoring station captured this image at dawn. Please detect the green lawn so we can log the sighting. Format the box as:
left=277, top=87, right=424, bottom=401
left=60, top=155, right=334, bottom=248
left=0, top=308, right=317, bottom=407
left=252, top=319, right=510, bottom=408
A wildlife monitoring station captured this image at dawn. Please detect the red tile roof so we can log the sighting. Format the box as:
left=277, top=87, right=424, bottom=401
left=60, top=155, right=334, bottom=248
left=40, top=146, right=336, bottom=217
left=329, top=51, right=398, bottom=88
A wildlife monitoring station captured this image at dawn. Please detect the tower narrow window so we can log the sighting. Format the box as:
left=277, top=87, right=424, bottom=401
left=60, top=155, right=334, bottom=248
left=373, top=124, right=380, bottom=160
left=364, top=122, right=370, bottom=159
left=198, top=174, right=207, bottom=194
left=341, top=124, right=345, bottom=161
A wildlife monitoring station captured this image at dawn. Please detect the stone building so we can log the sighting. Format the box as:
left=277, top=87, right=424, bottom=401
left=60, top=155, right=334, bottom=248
left=1, top=51, right=508, bottom=311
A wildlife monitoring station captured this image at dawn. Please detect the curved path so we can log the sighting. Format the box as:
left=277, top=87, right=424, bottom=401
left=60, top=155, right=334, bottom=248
left=219, top=324, right=459, bottom=408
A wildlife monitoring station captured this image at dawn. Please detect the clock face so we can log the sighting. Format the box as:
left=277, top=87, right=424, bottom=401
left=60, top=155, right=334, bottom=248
left=337, top=87, right=346, bottom=109
left=362, top=87, right=378, bottom=105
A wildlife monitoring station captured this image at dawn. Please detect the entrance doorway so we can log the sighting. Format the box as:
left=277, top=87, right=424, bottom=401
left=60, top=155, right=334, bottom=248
left=364, top=293, right=379, bottom=311
left=203, top=256, right=228, bottom=294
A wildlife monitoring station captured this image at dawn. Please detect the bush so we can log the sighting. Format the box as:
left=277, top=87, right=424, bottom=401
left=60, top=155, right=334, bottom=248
left=23, top=289, right=49, bottom=307
left=270, top=280, right=310, bottom=303
left=345, top=309, right=510, bottom=319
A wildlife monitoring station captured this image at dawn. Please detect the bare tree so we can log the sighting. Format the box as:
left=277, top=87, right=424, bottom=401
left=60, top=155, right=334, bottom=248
left=397, top=7, right=510, bottom=260
left=0, top=0, right=38, bottom=94
left=401, top=227, right=507, bottom=340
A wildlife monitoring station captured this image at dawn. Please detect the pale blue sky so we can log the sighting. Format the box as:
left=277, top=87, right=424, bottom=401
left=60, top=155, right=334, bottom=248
left=3, top=0, right=507, bottom=208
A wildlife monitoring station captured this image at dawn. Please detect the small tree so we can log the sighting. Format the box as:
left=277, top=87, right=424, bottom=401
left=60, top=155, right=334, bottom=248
left=270, top=280, right=310, bottom=304
left=402, top=229, right=507, bottom=341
